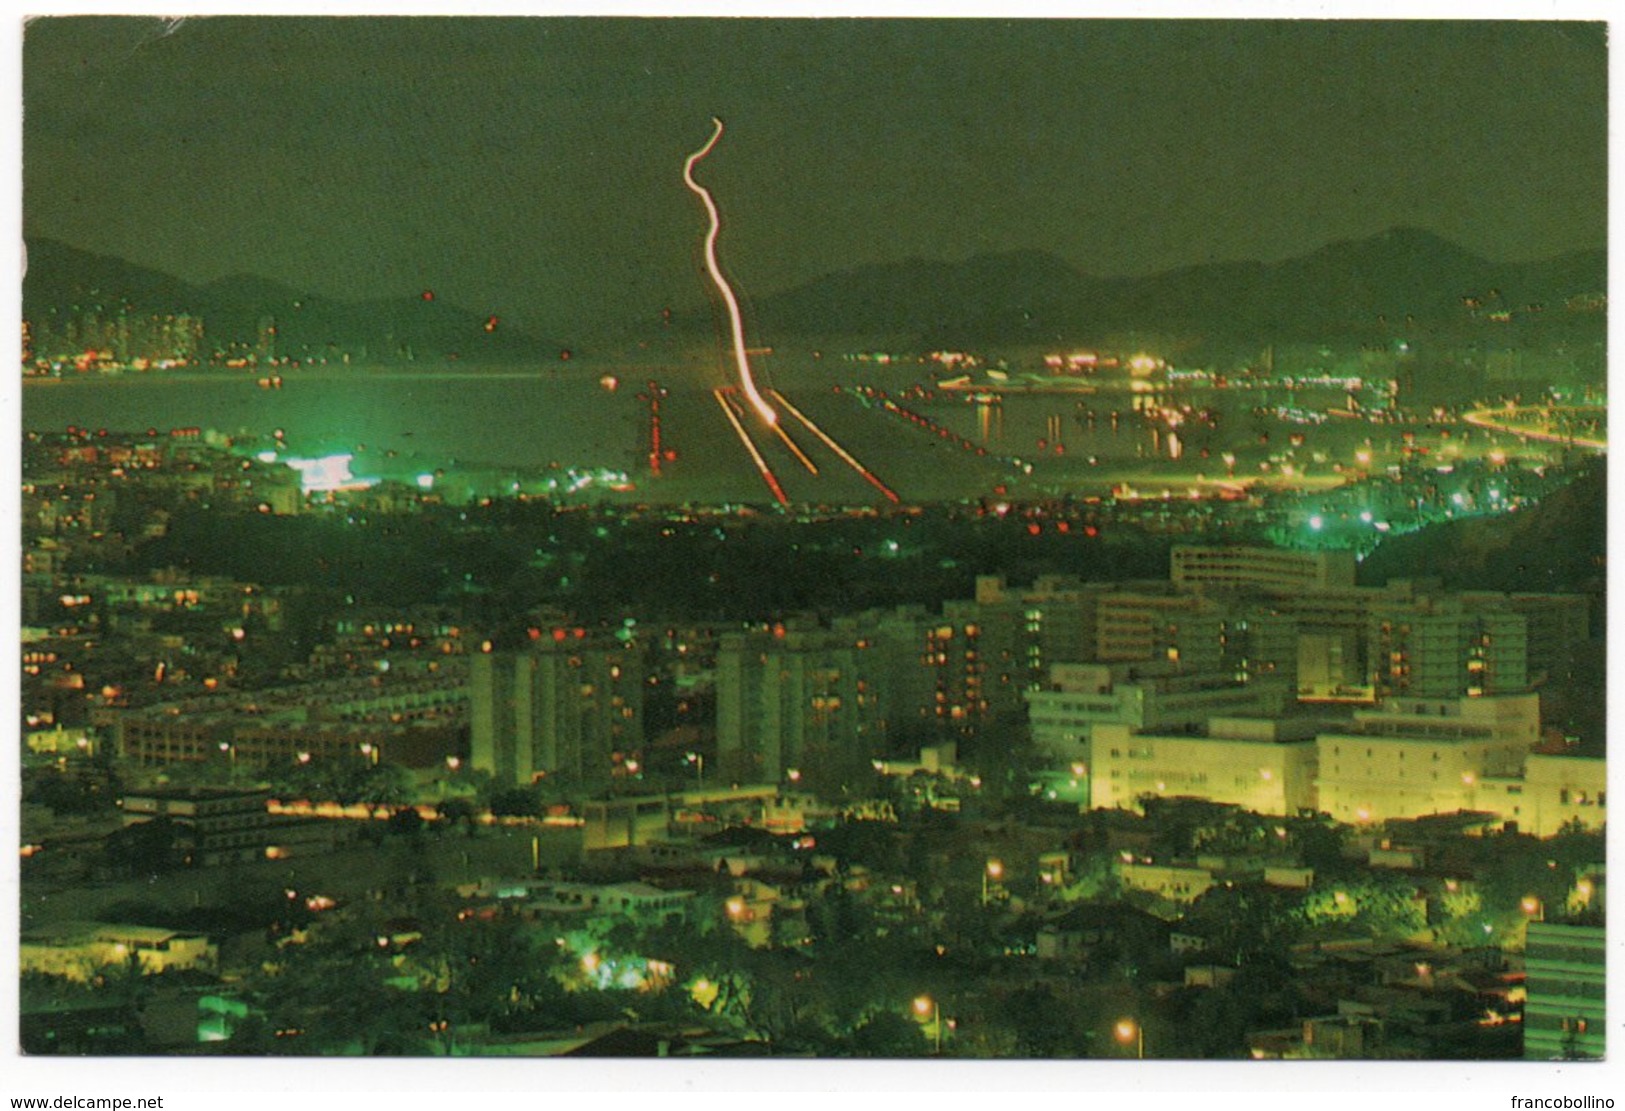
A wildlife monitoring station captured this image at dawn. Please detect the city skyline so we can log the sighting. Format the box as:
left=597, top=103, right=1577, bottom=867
left=22, top=17, right=1608, bottom=336
left=13, top=7, right=1614, bottom=1098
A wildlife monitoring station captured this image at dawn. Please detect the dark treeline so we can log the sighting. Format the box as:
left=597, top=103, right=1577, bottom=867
left=99, top=502, right=1180, bottom=627
left=93, top=460, right=1601, bottom=634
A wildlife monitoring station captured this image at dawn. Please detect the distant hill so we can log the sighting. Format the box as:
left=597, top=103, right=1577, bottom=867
left=23, top=238, right=556, bottom=364
left=683, top=227, right=1606, bottom=350
left=24, top=229, right=1606, bottom=361
left=1357, top=460, right=1606, bottom=601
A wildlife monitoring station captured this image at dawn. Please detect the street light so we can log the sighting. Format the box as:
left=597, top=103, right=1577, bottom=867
left=982, top=859, right=1004, bottom=906
left=913, top=995, right=942, bottom=1054
left=685, top=751, right=704, bottom=785
left=1115, top=1017, right=1144, bottom=1059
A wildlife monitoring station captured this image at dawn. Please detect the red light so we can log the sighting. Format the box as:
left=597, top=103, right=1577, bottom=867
left=552, top=628, right=567, bottom=642
left=421, top=290, right=435, bottom=301
left=483, top=316, right=499, bottom=333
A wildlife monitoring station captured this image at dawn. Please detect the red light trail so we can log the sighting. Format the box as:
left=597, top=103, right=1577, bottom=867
left=684, top=118, right=777, bottom=427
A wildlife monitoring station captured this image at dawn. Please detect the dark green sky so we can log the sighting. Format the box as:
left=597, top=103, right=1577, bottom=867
left=23, top=17, right=1607, bottom=335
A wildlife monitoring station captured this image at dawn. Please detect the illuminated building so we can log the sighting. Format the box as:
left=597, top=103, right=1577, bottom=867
left=28, top=309, right=203, bottom=370
left=833, top=605, right=936, bottom=738
left=970, top=574, right=1229, bottom=696
left=715, top=626, right=871, bottom=785
left=1368, top=600, right=1528, bottom=698
left=929, top=603, right=1018, bottom=727
left=20, top=923, right=217, bottom=982
left=470, top=650, right=536, bottom=787
left=115, top=670, right=466, bottom=768
left=970, top=574, right=1093, bottom=694
left=1089, top=716, right=1319, bottom=816
left=1186, top=557, right=1586, bottom=704
left=1026, top=661, right=1289, bottom=768
left=471, top=635, right=644, bottom=790
left=117, top=786, right=342, bottom=865
left=457, top=877, right=693, bottom=927
left=1524, top=921, right=1606, bottom=1060
left=1115, top=859, right=1218, bottom=904
left=1093, top=588, right=1228, bottom=670
left=1510, top=752, right=1607, bottom=836
left=1171, top=546, right=1356, bottom=593
left=1314, top=694, right=1541, bottom=824
left=1364, top=590, right=1588, bottom=699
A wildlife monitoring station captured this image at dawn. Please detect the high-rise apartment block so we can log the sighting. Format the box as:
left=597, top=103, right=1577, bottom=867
left=715, top=626, right=872, bottom=786
left=694, top=548, right=1594, bottom=824
left=470, top=635, right=643, bottom=790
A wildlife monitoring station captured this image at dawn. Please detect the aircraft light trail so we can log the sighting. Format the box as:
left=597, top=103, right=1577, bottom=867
left=769, top=389, right=901, bottom=503
left=770, top=420, right=819, bottom=474
left=685, top=118, right=777, bottom=427
left=714, top=388, right=788, bottom=505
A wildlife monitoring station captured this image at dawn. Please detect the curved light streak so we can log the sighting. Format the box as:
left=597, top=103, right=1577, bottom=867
left=684, top=118, right=777, bottom=426
left=1462, top=406, right=1607, bottom=450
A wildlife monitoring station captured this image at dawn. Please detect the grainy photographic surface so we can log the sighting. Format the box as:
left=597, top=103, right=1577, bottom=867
left=16, top=13, right=1607, bottom=1082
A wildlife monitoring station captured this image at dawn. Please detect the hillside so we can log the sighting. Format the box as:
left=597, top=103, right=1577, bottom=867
left=23, top=239, right=555, bottom=364
left=1357, top=461, right=1606, bottom=603
left=713, top=228, right=1606, bottom=350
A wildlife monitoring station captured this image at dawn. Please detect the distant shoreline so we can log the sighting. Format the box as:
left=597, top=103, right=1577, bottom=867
left=21, top=366, right=609, bottom=386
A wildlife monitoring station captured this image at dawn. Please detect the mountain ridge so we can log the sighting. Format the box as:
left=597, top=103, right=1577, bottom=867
left=24, top=230, right=1607, bottom=361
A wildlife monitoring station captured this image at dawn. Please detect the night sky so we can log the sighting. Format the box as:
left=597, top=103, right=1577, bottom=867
left=22, top=16, right=1608, bottom=335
